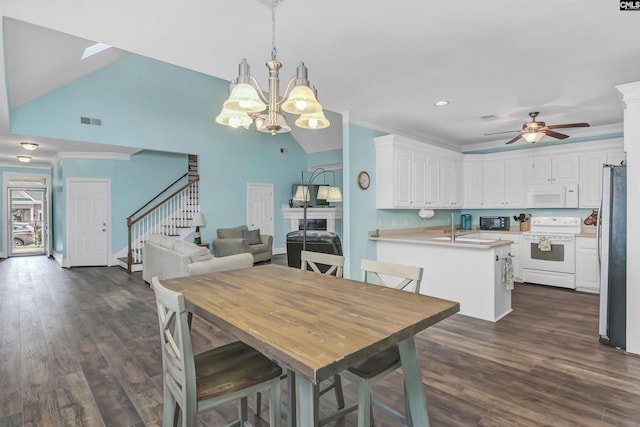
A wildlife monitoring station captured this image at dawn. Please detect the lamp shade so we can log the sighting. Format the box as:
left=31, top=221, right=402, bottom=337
left=192, top=212, right=206, bottom=227
left=223, top=83, right=267, bottom=113
left=295, top=110, right=330, bottom=130
left=316, top=185, right=330, bottom=200
left=281, top=85, right=322, bottom=115
left=523, top=131, right=545, bottom=143
left=215, top=107, right=253, bottom=129
left=326, top=186, right=342, bottom=202
left=293, top=185, right=310, bottom=202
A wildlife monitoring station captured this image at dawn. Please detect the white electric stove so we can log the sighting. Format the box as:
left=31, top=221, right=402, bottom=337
left=522, top=217, right=582, bottom=289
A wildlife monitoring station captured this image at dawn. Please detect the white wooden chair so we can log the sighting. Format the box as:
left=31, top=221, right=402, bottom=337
left=301, top=250, right=345, bottom=277
left=152, top=276, right=282, bottom=427
left=340, top=259, right=424, bottom=426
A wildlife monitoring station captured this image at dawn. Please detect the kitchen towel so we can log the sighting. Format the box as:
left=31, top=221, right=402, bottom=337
left=502, top=257, right=514, bottom=290
left=538, top=236, right=551, bottom=252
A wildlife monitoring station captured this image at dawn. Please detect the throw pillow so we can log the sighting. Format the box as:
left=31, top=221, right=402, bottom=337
left=242, top=229, right=262, bottom=245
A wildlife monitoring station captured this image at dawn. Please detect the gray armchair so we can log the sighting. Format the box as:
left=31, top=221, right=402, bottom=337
left=212, top=225, right=273, bottom=263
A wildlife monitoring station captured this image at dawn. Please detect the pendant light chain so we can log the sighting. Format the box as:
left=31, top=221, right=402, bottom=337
left=271, top=0, right=278, bottom=60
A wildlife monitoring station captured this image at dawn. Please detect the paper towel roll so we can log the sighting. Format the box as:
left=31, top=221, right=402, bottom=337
left=418, top=209, right=435, bottom=219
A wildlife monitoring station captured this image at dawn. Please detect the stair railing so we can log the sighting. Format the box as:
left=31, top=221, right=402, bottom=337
left=126, top=174, right=199, bottom=272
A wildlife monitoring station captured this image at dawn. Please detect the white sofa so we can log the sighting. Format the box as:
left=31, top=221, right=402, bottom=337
left=142, top=233, right=253, bottom=283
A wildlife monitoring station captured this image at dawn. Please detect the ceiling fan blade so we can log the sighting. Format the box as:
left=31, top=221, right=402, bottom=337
left=547, top=122, right=590, bottom=129
left=484, top=130, right=520, bottom=136
left=505, top=133, right=524, bottom=145
left=544, top=129, right=569, bottom=140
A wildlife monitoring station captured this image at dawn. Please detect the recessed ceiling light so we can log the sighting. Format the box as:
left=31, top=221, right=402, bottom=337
left=17, top=155, right=32, bottom=163
left=20, top=142, right=39, bottom=151
left=433, top=100, right=449, bottom=107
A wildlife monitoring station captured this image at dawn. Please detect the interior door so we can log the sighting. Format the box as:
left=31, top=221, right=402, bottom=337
left=247, top=183, right=274, bottom=237
left=67, top=179, right=110, bottom=266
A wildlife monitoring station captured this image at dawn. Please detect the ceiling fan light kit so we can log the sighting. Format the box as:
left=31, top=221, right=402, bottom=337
left=20, top=142, right=39, bottom=150
left=215, top=0, right=329, bottom=136
left=501, top=111, right=590, bottom=145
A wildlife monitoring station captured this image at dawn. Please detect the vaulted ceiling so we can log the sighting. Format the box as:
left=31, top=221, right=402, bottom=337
left=1, top=0, right=639, bottom=167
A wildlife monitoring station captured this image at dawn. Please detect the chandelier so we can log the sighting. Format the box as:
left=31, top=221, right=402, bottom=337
left=215, top=0, right=330, bottom=135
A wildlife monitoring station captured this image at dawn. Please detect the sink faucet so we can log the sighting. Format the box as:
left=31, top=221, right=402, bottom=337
left=451, top=212, right=456, bottom=242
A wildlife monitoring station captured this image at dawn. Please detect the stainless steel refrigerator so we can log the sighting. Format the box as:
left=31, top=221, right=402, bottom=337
left=598, top=164, right=627, bottom=348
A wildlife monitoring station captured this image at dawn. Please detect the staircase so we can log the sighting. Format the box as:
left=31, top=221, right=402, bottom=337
left=120, top=160, right=200, bottom=272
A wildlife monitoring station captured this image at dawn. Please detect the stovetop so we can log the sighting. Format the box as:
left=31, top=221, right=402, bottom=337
left=528, top=216, right=582, bottom=234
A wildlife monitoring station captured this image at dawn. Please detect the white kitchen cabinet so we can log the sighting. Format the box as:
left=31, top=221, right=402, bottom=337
left=375, top=135, right=445, bottom=209
left=463, top=160, right=484, bottom=208
left=579, top=150, right=627, bottom=208
left=579, top=152, right=606, bottom=208
left=575, top=236, right=599, bottom=293
left=484, top=159, right=525, bottom=208
left=440, top=156, right=463, bottom=208
left=525, top=155, right=579, bottom=185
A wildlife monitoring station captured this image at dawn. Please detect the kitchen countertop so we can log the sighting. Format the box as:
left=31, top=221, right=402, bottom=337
left=369, top=225, right=598, bottom=246
left=369, top=227, right=513, bottom=249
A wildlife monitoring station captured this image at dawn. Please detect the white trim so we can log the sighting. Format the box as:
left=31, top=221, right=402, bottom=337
left=2, top=171, right=51, bottom=259
left=52, top=151, right=133, bottom=166
left=306, top=163, right=342, bottom=171
left=66, top=178, right=112, bottom=267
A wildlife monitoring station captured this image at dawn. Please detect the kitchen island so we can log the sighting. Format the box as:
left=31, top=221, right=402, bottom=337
left=371, top=229, right=514, bottom=322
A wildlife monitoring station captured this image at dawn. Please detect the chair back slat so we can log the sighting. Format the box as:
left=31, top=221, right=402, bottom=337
left=301, top=250, right=345, bottom=278
left=361, top=259, right=423, bottom=294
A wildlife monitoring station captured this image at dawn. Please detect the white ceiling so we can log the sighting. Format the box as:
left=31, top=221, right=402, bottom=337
left=1, top=0, right=639, bottom=167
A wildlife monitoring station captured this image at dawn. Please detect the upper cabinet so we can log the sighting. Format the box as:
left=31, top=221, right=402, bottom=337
left=483, top=159, right=526, bottom=208
left=375, top=135, right=462, bottom=209
left=462, top=138, right=624, bottom=210
left=525, top=156, right=579, bottom=185
left=579, top=148, right=627, bottom=208
left=463, top=159, right=484, bottom=208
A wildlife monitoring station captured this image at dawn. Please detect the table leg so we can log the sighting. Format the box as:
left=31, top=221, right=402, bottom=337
left=295, top=374, right=319, bottom=427
left=398, top=336, right=430, bottom=426
left=287, top=369, right=297, bottom=427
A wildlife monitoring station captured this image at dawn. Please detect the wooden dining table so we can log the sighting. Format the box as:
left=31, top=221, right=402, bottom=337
left=160, top=263, right=459, bottom=427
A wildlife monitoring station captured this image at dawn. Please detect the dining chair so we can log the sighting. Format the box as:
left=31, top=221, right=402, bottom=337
left=340, top=259, right=424, bottom=426
left=256, top=250, right=347, bottom=423
left=151, top=277, right=282, bottom=427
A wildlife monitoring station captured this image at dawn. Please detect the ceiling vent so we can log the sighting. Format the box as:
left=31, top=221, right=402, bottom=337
left=80, top=116, right=102, bottom=126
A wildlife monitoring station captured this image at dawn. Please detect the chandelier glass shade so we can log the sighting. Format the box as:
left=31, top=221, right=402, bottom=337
left=215, top=0, right=329, bottom=136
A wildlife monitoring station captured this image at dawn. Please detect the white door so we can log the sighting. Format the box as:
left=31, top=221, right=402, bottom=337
left=247, top=183, right=274, bottom=236
left=67, top=179, right=110, bottom=266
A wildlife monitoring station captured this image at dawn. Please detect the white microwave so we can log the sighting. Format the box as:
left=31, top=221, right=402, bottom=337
left=526, top=184, right=578, bottom=208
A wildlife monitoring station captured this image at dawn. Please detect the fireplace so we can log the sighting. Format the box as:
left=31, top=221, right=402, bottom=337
left=298, top=219, right=327, bottom=231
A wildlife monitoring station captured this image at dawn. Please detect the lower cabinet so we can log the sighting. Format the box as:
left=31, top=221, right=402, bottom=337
left=575, top=236, right=600, bottom=293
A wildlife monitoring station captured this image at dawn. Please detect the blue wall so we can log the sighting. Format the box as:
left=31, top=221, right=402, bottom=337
left=10, top=54, right=309, bottom=251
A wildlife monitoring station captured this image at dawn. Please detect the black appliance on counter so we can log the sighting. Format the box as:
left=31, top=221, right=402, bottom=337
left=479, top=216, right=510, bottom=231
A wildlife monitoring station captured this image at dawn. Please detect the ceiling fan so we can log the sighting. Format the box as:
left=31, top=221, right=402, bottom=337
left=486, top=112, right=590, bottom=145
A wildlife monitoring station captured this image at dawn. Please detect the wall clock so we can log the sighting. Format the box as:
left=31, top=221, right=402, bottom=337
left=358, top=171, right=370, bottom=190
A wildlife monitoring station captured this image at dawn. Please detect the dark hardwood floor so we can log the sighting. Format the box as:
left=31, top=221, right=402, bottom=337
left=1, top=255, right=639, bottom=426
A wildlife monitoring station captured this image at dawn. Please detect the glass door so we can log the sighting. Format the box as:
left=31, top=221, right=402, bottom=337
left=9, top=187, right=47, bottom=256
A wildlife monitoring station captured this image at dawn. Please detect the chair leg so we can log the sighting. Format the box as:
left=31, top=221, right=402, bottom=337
left=357, top=380, right=372, bottom=427
left=333, top=375, right=345, bottom=409
left=269, top=377, right=282, bottom=427
left=256, top=392, right=262, bottom=417
left=162, top=386, right=177, bottom=427
left=239, top=397, right=248, bottom=424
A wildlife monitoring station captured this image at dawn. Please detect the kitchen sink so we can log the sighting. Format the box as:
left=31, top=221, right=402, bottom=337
left=431, top=236, right=496, bottom=243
